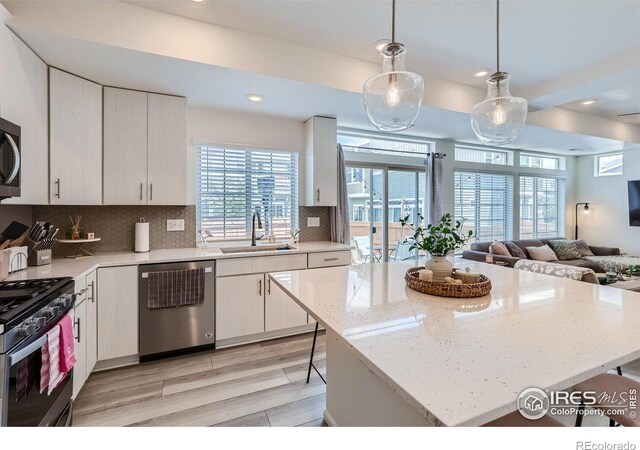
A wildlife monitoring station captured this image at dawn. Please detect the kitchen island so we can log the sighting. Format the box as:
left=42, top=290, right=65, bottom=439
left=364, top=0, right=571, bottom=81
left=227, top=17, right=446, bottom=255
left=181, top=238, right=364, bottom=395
left=269, top=260, right=640, bottom=426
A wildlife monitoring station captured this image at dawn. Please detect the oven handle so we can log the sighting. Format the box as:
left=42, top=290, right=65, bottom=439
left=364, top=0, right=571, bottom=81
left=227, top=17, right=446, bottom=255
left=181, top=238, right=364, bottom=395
left=9, top=334, right=47, bottom=366
left=3, top=133, right=20, bottom=184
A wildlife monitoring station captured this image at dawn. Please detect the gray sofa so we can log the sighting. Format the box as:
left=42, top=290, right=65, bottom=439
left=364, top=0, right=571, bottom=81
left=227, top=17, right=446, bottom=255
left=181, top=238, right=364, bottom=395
left=461, top=237, right=621, bottom=271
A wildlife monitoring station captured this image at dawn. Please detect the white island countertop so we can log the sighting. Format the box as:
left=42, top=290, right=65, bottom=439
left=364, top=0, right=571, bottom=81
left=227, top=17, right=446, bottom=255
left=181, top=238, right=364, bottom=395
left=5, top=241, right=350, bottom=282
left=269, top=260, right=640, bottom=426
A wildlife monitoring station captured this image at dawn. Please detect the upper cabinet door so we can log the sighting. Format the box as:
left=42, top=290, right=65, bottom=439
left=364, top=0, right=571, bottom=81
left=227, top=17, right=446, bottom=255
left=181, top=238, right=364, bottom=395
left=49, top=68, right=103, bottom=205
left=147, top=93, right=187, bottom=205
left=304, top=116, right=337, bottom=207
left=0, top=28, right=49, bottom=205
left=103, top=87, right=148, bottom=205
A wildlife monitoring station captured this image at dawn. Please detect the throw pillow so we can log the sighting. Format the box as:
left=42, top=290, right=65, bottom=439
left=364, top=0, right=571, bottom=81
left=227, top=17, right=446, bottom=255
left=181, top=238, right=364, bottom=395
left=526, top=245, right=558, bottom=262
left=548, top=240, right=582, bottom=261
left=489, top=241, right=510, bottom=256
left=573, top=240, right=594, bottom=257
left=505, top=241, right=527, bottom=259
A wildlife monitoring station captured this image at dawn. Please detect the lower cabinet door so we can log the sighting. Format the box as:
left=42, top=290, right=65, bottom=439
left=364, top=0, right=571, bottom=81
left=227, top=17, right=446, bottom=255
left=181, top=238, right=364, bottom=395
left=72, top=299, right=88, bottom=399
left=216, top=274, right=265, bottom=340
left=265, top=275, right=308, bottom=332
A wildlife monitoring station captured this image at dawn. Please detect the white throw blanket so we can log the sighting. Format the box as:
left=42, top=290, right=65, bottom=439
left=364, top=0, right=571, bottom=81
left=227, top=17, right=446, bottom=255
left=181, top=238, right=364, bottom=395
left=514, top=260, right=598, bottom=284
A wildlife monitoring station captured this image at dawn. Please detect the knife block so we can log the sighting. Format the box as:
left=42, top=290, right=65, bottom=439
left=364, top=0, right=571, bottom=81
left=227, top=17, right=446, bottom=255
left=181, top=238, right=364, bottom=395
left=27, top=249, right=52, bottom=267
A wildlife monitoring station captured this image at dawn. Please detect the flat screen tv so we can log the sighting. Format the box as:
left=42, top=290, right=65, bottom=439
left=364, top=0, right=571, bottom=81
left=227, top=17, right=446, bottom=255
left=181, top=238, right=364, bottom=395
left=629, top=180, right=640, bottom=226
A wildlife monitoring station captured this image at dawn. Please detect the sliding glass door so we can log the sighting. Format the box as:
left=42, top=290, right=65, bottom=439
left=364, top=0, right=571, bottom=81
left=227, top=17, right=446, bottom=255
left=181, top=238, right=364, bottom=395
left=346, top=165, right=425, bottom=264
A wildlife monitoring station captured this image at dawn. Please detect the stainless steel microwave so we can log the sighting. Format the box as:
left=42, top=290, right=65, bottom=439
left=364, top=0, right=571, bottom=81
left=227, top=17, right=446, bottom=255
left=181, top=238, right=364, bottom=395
left=0, top=117, right=21, bottom=201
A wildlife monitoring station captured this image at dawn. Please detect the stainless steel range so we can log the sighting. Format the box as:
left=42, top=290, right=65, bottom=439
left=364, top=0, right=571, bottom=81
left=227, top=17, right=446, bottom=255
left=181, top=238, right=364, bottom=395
left=0, top=277, right=75, bottom=427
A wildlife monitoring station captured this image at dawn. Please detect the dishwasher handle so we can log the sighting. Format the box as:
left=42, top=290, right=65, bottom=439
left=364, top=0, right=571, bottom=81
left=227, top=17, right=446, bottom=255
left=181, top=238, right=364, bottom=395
left=141, top=266, right=213, bottom=278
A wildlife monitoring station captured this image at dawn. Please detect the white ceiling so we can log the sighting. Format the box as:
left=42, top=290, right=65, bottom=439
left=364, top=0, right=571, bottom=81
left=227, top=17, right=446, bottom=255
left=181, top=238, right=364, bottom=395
left=2, top=0, right=639, bottom=153
left=128, top=0, right=640, bottom=91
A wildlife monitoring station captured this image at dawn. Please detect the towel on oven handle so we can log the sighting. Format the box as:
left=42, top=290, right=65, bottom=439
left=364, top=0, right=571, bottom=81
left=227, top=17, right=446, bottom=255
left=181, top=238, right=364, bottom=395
left=147, top=268, right=205, bottom=310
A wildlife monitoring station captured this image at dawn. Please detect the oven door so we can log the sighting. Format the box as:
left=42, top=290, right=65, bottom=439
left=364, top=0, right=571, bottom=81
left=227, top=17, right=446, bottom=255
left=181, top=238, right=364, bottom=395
left=2, top=332, right=73, bottom=427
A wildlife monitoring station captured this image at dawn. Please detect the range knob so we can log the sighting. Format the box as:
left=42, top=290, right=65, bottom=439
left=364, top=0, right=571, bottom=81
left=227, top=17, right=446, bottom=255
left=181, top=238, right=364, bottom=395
left=56, top=295, right=72, bottom=308
left=17, top=322, right=37, bottom=338
left=43, top=306, right=60, bottom=318
left=33, top=317, right=46, bottom=328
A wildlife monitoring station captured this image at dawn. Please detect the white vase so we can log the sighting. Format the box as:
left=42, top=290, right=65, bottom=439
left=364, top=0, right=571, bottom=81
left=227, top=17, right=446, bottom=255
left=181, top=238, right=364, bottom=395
left=425, top=255, right=453, bottom=282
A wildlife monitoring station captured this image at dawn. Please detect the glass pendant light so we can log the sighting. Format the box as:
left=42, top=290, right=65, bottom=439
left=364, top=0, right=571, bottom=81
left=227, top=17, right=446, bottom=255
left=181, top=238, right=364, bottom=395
left=363, top=0, right=424, bottom=132
left=471, top=0, right=527, bottom=146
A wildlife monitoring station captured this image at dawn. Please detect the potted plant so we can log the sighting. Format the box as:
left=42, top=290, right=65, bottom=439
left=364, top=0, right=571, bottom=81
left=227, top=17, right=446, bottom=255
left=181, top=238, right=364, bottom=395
left=400, top=213, right=475, bottom=281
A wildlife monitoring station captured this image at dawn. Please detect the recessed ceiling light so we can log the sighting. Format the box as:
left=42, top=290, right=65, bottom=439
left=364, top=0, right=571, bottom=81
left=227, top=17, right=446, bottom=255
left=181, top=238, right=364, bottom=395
left=246, top=94, right=263, bottom=102
left=192, top=0, right=205, bottom=3
left=372, top=39, right=391, bottom=52
left=474, top=69, right=491, bottom=78
left=580, top=99, right=596, bottom=106
left=568, top=148, right=584, bottom=152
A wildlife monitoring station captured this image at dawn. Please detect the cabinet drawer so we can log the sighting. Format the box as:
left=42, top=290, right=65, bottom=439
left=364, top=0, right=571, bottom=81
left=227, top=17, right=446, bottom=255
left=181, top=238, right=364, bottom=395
left=216, top=253, right=307, bottom=277
left=308, top=250, right=351, bottom=268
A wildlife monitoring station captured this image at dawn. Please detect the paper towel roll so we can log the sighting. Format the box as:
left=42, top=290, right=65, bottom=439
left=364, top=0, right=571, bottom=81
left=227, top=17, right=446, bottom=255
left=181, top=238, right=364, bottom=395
left=135, top=222, right=150, bottom=253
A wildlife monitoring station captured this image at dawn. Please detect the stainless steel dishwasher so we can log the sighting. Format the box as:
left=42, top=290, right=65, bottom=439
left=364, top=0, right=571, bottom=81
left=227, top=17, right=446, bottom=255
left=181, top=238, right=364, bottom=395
left=139, top=260, right=215, bottom=360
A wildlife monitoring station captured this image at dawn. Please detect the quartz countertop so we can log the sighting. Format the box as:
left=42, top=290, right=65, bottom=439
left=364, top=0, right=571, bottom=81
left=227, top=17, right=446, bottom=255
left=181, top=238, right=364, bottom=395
left=4, top=241, right=351, bottom=282
left=269, top=260, right=640, bottom=426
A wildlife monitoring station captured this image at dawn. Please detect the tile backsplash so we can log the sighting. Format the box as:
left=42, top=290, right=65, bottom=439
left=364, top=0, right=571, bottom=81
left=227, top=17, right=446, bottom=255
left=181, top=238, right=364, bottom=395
left=11, top=205, right=333, bottom=256
left=32, top=205, right=197, bottom=256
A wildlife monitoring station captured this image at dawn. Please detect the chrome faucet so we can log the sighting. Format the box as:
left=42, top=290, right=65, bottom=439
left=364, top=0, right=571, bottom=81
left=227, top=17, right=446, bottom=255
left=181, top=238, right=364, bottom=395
left=251, top=210, right=263, bottom=246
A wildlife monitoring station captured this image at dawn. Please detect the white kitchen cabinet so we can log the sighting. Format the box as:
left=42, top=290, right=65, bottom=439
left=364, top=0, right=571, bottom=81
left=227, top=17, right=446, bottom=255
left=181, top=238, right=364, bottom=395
left=0, top=27, right=48, bottom=205
left=49, top=68, right=102, bottom=205
left=72, top=297, right=87, bottom=399
left=97, top=266, right=139, bottom=361
left=85, top=270, right=98, bottom=375
left=265, top=275, right=307, bottom=332
left=216, top=273, right=265, bottom=340
left=103, top=87, right=148, bottom=205
left=304, top=116, right=337, bottom=207
left=147, top=93, right=187, bottom=205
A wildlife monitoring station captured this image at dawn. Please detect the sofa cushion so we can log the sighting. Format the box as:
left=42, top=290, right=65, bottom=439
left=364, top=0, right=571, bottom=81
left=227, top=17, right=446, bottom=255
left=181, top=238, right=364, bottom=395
left=489, top=241, right=510, bottom=256
left=574, top=240, right=595, bottom=256
left=505, top=241, right=527, bottom=259
left=558, top=258, right=604, bottom=272
left=526, top=244, right=558, bottom=262
left=548, top=240, right=582, bottom=260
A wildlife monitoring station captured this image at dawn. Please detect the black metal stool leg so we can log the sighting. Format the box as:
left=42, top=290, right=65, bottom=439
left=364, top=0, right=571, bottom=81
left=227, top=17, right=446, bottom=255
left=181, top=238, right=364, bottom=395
left=306, top=322, right=326, bottom=384
left=617, top=366, right=623, bottom=376
left=575, top=403, right=585, bottom=427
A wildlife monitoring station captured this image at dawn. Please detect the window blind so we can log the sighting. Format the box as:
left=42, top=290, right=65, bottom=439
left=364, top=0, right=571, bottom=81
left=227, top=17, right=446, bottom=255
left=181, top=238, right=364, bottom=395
left=196, top=146, right=299, bottom=241
left=454, top=171, right=514, bottom=242
left=519, top=176, right=565, bottom=239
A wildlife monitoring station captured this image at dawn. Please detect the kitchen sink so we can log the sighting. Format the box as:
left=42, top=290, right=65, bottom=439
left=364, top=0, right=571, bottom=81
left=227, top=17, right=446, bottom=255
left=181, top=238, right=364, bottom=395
left=219, top=244, right=296, bottom=254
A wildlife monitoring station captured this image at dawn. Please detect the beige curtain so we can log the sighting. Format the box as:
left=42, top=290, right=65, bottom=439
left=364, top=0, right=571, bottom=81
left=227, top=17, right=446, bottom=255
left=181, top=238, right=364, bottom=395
left=330, top=145, right=350, bottom=244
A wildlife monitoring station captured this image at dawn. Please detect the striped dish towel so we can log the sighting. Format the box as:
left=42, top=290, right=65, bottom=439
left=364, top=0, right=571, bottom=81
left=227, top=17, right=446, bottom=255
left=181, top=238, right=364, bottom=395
left=147, top=268, right=205, bottom=310
left=39, top=325, right=65, bottom=395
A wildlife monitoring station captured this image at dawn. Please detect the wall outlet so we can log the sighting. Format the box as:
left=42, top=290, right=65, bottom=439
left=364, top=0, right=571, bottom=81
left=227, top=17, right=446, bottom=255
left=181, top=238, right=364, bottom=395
left=167, top=219, right=185, bottom=231
left=307, top=217, right=320, bottom=227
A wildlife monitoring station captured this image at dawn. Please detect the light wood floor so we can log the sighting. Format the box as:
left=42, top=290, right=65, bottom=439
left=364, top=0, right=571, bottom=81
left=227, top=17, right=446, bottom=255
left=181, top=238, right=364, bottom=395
left=73, top=331, right=327, bottom=427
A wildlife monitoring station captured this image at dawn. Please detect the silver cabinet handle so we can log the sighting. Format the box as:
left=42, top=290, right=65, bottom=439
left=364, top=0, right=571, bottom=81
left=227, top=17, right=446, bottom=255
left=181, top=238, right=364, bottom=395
left=268, top=278, right=271, bottom=295
left=316, top=188, right=320, bottom=202
left=258, top=279, right=262, bottom=296
left=55, top=178, right=61, bottom=199
left=4, top=133, right=20, bottom=184
left=149, top=183, right=153, bottom=201
left=140, top=183, right=143, bottom=201
left=88, top=281, right=95, bottom=303
left=324, top=257, right=339, bottom=262
left=74, top=317, right=81, bottom=343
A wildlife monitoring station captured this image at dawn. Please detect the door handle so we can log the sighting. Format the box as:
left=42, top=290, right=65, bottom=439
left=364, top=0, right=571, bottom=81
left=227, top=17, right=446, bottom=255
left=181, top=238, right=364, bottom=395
left=74, top=317, right=80, bottom=343
left=258, top=279, right=262, bottom=296
left=140, top=183, right=143, bottom=201
left=55, top=178, right=61, bottom=199
left=267, top=278, right=271, bottom=295
left=3, top=133, right=20, bottom=184
left=149, top=183, right=153, bottom=201
left=316, top=188, right=320, bottom=202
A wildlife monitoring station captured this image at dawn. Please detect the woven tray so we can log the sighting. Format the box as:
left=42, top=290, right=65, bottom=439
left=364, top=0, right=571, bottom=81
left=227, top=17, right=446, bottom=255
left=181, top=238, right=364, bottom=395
left=405, top=266, right=492, bottom=298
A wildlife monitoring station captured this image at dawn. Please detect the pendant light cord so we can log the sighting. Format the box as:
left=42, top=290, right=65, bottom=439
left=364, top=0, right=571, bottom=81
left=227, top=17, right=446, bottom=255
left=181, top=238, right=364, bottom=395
left=391, top=0, right=396, bottom=44
left=496, top=0, right=500, bottom=73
